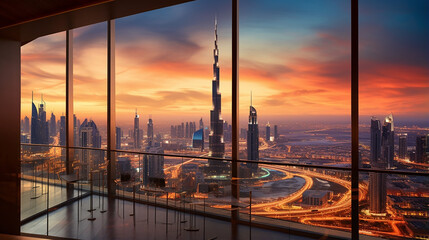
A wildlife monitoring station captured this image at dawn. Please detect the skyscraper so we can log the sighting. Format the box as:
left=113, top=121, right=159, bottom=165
left=274, top=125, right=278, bottom=142
left=30, top=93, right=49, bottom=146
left=185, top=122, right=189, bottom=138
left=79, top=119, right=102, bottom=180
left=23, top=116, right=30, bottom=134
left=192, top=128, right=204, bottom=151
left=382, top=114, right=394, bottom=169
left=209, top=18, right=225, bottom=170
left=49, top=112, right=56, bottom=137
left=416, top=135, right=427, bottom=163
left=369, top=117, right=387, bottom=214
left=31, top=93, right=40, bottom=145
left=199, top=118, right=204, bottom=130
left=143, top=144, right=165, bottom=187
left=134, top=110, right=141, bottom=149
left=247, top=101, right=259, bottom=174
left=398, top=133, right=407, bottom=159
left=116, top=127, right=121, bottom=150
left=265, top=122, right=271, bottom=142
left=59, top=116, right=66, bottom=146
left=147, top=117, right=153, bottom=146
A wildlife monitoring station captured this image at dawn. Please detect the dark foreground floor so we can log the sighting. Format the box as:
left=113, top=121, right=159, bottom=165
left=22, top=195, right=312, bottom=240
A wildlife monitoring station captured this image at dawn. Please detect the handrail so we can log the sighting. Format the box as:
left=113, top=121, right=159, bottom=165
left=20, top=143, right=429, bottom=176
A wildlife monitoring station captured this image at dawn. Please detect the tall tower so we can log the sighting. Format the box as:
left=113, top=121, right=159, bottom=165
left=398, top=133, right=407, bottom=159
left=199, top=118, right=204, bottom=130
left=209, top=17, right=225, bottom=170
left=369, top=117, right=387, bottom=214
left=274, top=125, right=278, bottom=142
left=382, top=114, right=394, bottom=169
left=31, top=92, right=40, bottom=145
left=134, top=109, right=141, bottom=149
left=38, top=95, right=49, bottom=144
left=147, top=117, right=154, bottom=146
left=247, top=94, right=259, bottom=174
left=49, top=112, right=57, bottom=137
left=416, top=135, right=427, bottom=163
left=265, top=122, right=271, bottom=142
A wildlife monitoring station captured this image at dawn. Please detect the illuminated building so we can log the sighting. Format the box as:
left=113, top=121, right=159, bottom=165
left=208, top=17, right=226, bottom=171
left=382, top=113, right=394, bottom=169
left=133, top=109, right=141, bottom=149
left=398, top=133, right=407, bottom=159
left=265, top=122, right=270, bottom=142
left=116, top=127, right=121, bottom=150
left=192, top=128, right=204, bottom=151
left=416, top=135, right=427, bottom=163
left=147, top=117, right=153, bottom=146
left=369, top=117, right=387, bottom=214
left=247, top=98, right=259, bottom=174
left=49, top=112, right=56, bottom=137
left=274, top=125, right=278, bottom=141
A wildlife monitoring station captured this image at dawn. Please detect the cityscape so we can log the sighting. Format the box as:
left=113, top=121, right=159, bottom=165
left=20, top=16, right=429, bottom=240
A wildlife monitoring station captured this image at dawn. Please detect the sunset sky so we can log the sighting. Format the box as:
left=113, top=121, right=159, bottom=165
left=21, top=0, right=429, bottom=129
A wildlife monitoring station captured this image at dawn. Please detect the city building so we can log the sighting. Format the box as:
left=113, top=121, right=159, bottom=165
left=192, top=128, right=204, bottom=151
left=265, top=122, right=270, bottom=142
left=398, top=133, right=407, bottom=159
left=143, top=144, right=165, bottom=187
left=59, top=116, right=66, bottom=146
left=30, top=94, right=49, bottom=146
left=274, top=125, right=278, bottom=142
left=199, top=117, right=204, bottom=130
left=23, top=116, right=30, bottom=133
left=247, top=101, right=259, bottom=174
left=49, top=112, right=56, bottom=137
left=416, top=135, right=427, bottom=163
left=208, top=18, right=226, bottom=172
left=147, top=117, right=153, bottom=146
left=116, top=127, right=121, bottom=150
left=382, top=114, right=394, bottom=169
left=134, top=110, right=141, bottom=149
left=302, top=190, right=333, bottom=206
left=78, top=119, right=102, bottom=180
left=369, top=117, right=387, bottom=214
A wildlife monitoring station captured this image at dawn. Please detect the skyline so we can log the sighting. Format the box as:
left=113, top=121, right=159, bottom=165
left=21, top=0, right=429, bottom=126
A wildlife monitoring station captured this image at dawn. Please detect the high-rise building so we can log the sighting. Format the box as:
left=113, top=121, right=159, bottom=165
left=398, top=133, right=407, bottom=159
left=79, top=119, right=102, bottom=180
left=247, top=103, right=259, bottom=174
left=265, top=122, right=270, bottom=142
left=192, top=128, right=204, bottom=151
left=382, top=114, right=394, bottom=169
left=147, top=117, right=153, bottom=146
left=23, top=116, right=30, bottom=134
left=416, top=135, right=427, bottom=163
left=181, top=122, right=185, bottom=138
left=170, top=125, right=176, bottom=138
left=59, top=116, right=66, bottom=146
left=30, top=94, right=40, bottom=145
left=133, top=110, right=141, bottom=149
left=30, top=94, right=49, bottom=146
left=116, top=127, right=121, bottom=150
left=185, top=122, right=189, bottom=138
left=369, top=116, right=387, bottom=214
left=209, top=17, right=225, bottom=168
left=199, top=118, right=204, bottom=130
left=274, top=125, right=278, bottom=142
left=370, top=117, right=381, bottom=164
left=143, top=144, right=165, bottom=187
left=49, top=112, right=56, bottom=137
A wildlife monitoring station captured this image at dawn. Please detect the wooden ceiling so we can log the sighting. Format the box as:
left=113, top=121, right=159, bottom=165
left=0, top=0, right=111, bottom=29
left=0, top=0, right=193, bottom=44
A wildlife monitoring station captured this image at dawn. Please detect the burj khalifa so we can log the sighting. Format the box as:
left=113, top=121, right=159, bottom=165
left=208, top=18, right=226, bottom=172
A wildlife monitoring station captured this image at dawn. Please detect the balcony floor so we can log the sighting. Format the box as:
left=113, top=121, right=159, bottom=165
left=21, top=194, right=312, bottom=240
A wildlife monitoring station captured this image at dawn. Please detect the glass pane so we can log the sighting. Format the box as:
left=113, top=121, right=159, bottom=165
left=115, top=1, right=232, bottom=163
left=21, top=32, right=66, bottom=146
left=74, top=22, right=108, bottom=149
left=240, top=0, right=352, bottom=169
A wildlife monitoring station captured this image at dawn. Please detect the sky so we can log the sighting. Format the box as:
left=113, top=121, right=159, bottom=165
left=21, top=0, right=429, bottom=129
